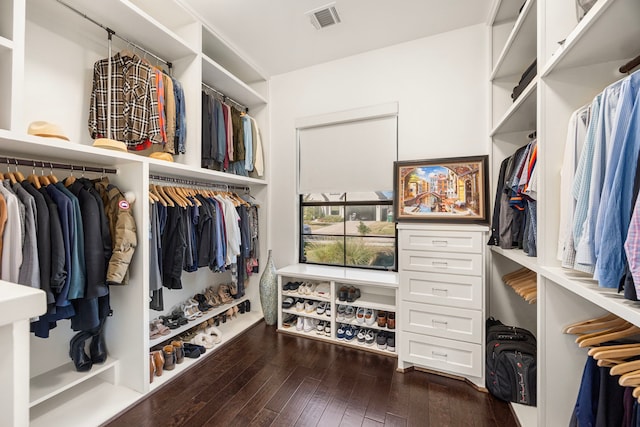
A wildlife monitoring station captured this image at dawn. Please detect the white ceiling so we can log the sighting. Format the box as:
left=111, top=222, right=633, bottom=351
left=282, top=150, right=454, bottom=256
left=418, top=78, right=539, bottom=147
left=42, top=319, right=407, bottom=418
left=180, top=0, right=494, bottom=78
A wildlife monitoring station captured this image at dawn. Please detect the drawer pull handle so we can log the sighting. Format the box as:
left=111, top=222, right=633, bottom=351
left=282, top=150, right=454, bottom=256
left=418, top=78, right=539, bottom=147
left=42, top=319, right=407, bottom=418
left=432, top=288, right=448, bottom=294
left=432, top=261, right=448, bottom=268
left=432, top=240, right=449, bottom=246
left=432, top=319, right=448, bottom=326
left=432, top=351, right=448, bottom=358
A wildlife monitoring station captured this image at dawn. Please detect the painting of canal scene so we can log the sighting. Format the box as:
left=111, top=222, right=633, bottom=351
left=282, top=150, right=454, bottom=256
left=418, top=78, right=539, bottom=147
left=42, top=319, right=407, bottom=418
left=393, top=155, right=488, bottom=223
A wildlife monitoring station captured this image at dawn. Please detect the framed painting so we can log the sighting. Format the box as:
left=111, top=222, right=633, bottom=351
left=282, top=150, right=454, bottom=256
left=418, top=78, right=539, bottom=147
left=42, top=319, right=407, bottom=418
left=393, top=155, right=489, bottom=223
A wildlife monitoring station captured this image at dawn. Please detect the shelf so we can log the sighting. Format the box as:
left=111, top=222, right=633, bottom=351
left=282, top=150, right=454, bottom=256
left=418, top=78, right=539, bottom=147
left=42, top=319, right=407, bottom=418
left=338, top=336, right=398, bottom=358
left=334, top=292, right=396, bottom=312
left=150, top=310, right=264, bottom=390
left=30, top=357, right=118, bottom=407
left=282, top=308, right=332, bottom=322
left=148, top=157, right=268, bottom=186
left=541, top=266, right=640, bottom=326
left=490, top=77, right=537, bottom=136
left=36, top=0, right=197, bottom=61
left=202, top=55, right=267, bottom=108
left=490, top=246, right=540, bottom=273
left=511, top=402, right=537, bottom=427
left=278, top=326, right=334, bottom=342
left=0, top=35, right=12, bottom=50
left=490, top=0, right=526, bottom=26
left=30, top=375, right=142, bottom=427
left=541, top=0, right=640, bottom=77
left=149, top=297, right=250, bottom=348
left=277, top=264, right=398, bottom=288
left=337, top=317, right=397, bottom=333
left=282, top=290, right=332, bottom=303
left=491, top=0, right=537, bottom=80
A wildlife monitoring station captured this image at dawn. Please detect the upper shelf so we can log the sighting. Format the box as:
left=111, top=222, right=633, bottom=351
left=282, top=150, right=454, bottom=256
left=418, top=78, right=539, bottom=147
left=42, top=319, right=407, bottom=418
left=28, top=0, right=197, bottom=62
left=148, top=156, right=267, bottom=186
left=541, top=0, right=640, bottom=77
left=490, top=247, right=540, bottom=273
left=489, top=0, right=525, bottom=26
left=491, top=0, right=537, bottom=81
left=277, top=264, right=399, bottom=288
left=490, top=77, right=537, bottom=136
left=202, top=55, right=267, bottom=108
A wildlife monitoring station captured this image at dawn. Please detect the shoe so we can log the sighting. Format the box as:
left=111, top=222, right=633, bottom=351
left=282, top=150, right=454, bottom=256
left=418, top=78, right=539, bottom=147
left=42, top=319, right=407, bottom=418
left=386, top=334, right=396, bottom=352
left=377, top=311, right=387, bottom=328
left=163, top=345, right=176, bottom=371
left=289, top=282, right=302, bottom=293
left=245, top=300, right=251, bottom=312
left=70, top=331, right=93, bottom=372
left=90, top=319, right=107, bottom=364
left=149, top=319, right=170, bottom=338
left=377, top=332, right=387, bottom=350
left=337, top=305, right=346, bottom=321
left=296, top=316, right=304, bottom=331
left=149, top=354, right=155, bottom=383
left=338, top=286, right=348, bottom=301
left=357, top=328, right=366, bottom=344
left=218, top=284, right=234, bottom=304
left=282, top=314, right=297, bottom=328
left=317, top=302, right=327, bottom=315
left=152, top=350, right=164, bottom=376
left=345, top=326, right=356, bottom=341
left=238, top=301, right=246, bottom=314
left=303, top=318, right=317, bottom=333
left=205, top=326, right=223, bottom=344
left=365, top=330, right=376, bottom=346
left=387, top=312, right=396, bottom=330
left=193, top=293, right=213, bottom=312
left=314, top=282, right=330, bottom=298
left=171, top=341, right=185, bottom=364
left=304, top=282, right=317, bottom=295
left=182, top=343, right=203, bottom=358
left=345, top=306, right=356, bottom=320
left=295, top=299, right=305, bottom=312
left=337, top=325, right=346, bottom=340
left=282, top=296, right=295, bottom=309
left=325, top=323, right=331, bottom=337
left=316, top=321, right=325, bottom=335
left=191, top=332, right=215, bottom=349
left=305, top=300, right=318, bottom=313
left=325, top=304, right=332, bottom=317
left=356, top=307, right=366, bottom=324
left=364, top=309, right=376, bottom=326
left=347, top=287, right=361, bottom=303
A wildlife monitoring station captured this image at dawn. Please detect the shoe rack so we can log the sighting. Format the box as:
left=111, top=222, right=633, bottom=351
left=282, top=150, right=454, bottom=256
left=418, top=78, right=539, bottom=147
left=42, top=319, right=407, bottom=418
left=276, top=264, right=399, bottom=358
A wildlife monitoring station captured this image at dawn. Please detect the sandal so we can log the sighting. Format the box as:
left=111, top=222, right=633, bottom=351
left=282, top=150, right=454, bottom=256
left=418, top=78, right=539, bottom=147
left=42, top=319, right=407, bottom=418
left=218, top=284, right=234, bottom=304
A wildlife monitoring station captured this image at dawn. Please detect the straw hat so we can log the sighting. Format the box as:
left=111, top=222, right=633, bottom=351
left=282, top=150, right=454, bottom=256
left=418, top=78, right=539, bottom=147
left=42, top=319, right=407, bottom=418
left=27, top=121, right=70, bottom=141
left=93, top=138, right=128, bottom=152
left=149, top=152, right=174, bottom=162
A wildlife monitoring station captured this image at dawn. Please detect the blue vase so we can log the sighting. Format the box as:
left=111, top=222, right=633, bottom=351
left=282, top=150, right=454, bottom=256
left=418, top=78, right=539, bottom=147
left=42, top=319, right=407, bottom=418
left=259, top=250, right=277, bottom=326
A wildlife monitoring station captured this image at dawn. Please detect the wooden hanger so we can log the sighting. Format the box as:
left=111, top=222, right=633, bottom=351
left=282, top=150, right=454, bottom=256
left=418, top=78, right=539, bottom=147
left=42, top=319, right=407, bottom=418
left=579, top=324, right=640, bottom=348
left=610, top=359, right=640, bottom=376
left=575, top=322, right=632, bottom=345
left=47, top=163, right=58, bottom=184
left=619, top=370, right=640, bottom=387
left=150, top=184, right=173, bottom=207
left=563, top=313, right=618, bottom=334
left=568, top=317, right=629, bottom=335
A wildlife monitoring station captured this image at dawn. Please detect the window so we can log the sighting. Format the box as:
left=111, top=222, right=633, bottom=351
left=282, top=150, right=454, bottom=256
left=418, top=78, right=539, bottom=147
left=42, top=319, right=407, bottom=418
left=300, top=192, right=396, bottom=270
left=296, top=102, right=398, bottom=271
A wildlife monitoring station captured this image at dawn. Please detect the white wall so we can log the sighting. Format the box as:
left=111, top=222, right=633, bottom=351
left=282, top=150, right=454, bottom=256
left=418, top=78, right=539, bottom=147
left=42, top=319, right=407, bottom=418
left=269, top=23, right=489, bottom=268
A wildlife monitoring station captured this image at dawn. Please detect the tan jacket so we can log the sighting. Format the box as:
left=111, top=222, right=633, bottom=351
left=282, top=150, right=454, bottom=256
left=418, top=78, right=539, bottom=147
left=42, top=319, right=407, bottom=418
left=94, top=178, right=137, bottom=285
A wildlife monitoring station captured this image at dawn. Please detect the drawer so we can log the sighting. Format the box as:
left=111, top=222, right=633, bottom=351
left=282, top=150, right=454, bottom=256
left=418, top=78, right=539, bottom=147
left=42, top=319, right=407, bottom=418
left=399, top=229, right=483, bottom=254
left=401, top=332, right=482, bottom=378
left=400, top=250, right=482, bottom=276
left=400, top=271, right=482, bottom=310
left=402, top=302, right=482, bottom=343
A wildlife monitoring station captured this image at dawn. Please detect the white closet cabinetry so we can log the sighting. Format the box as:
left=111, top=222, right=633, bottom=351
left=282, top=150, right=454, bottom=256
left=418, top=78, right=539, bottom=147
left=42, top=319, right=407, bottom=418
left=1, top=0, right=269, bottom=425
left=397, top=224, right=487, bottom=388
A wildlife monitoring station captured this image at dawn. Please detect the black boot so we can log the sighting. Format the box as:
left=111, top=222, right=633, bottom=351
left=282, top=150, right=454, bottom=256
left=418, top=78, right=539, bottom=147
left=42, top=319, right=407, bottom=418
left=90, top=319, right=108, bottom=364
left=70, top=332, right=93, bottom=372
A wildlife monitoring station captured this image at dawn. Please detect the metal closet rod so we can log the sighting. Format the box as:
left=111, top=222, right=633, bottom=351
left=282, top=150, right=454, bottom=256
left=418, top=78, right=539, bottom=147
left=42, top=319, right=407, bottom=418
left=56, top=0, right=173, bottom=70
left=149, top=174, right=250, bottom=194
left=202, top=82, right=249, bottom=113
left=0, top=156, right=117, bottom=175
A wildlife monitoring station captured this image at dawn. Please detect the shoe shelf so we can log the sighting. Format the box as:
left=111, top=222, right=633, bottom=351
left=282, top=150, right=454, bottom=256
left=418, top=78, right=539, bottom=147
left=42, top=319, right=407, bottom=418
left=334, top=292, right=396, bottom=312
left=281, top=290, right=332, bottom=303
left=337, top=318, right=397, bottom=333
left=149, top=297, right=250, bottom=348
left=279, top=326, right=333, bottom=342
left=281, top=308, right=332, bottom=322
left=337, top=338, right=397, bottom=358
left=30, top=356, right=118, bottom=408
left=149, top=310, right=263, bottom=391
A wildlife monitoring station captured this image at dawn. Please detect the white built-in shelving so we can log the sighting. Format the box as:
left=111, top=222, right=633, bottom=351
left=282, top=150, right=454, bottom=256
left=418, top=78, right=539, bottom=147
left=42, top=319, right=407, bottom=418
left=490, top=77, right=537, bottom=136
left=490, top=0, right=537, bottom=80
left=490, top=246, right=540, bottom=273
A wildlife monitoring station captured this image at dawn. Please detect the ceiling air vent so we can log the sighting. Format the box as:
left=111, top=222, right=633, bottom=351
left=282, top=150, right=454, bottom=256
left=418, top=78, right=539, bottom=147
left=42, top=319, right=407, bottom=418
left=306, top=3, right=341, bottom=30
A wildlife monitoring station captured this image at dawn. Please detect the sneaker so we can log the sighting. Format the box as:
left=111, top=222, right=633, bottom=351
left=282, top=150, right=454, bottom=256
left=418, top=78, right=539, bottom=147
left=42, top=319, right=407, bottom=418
left=303, top=317, right=317, bottom=332
left=296, top=316, right=304, bottom=331
left=357, top=328, right=367, bottom=344
left=365, top=330, right=376, bottom=346
left=305, top=300, right=318, bottom=313
left=316, top=321, right=325, bottom=335
left=356, top=307, right=366, bottom=324
left=376, top=331, right=387, bottom=350
left=314, top=282, right=330, bottom=298
left=282, top=314, right=296, bottom=328
left=337, top=325, right=346, bottom=340
left=337, top=305, right=346, bottom=321
left=386, top=334, right=396, bottom=352
left=364, top=309, right=376, bottom=326
left=317, top=302, right=327, bottom=315
left=324, top=323, right=331, bottom=337
left=295, top=299, right=305, bottom=312
left=345, top=306, right=356, bottom=320
left=345, top=326, right=356, bottom=341
left=325, top=304, right=332, bottom=317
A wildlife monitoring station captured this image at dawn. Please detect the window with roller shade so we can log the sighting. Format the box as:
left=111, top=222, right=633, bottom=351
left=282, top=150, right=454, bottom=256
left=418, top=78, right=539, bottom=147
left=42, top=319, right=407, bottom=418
left=297, top=103, right=398, bottom=270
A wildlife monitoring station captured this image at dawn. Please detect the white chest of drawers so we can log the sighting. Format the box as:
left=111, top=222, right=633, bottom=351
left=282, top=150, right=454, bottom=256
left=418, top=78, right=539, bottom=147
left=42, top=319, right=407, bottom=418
left=398, top=224, right=487, bottom=388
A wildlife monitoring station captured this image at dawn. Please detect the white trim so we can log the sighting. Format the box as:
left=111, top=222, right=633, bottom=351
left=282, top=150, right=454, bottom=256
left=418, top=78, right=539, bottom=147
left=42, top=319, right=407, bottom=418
left=295, top=102, right=398, bottom=129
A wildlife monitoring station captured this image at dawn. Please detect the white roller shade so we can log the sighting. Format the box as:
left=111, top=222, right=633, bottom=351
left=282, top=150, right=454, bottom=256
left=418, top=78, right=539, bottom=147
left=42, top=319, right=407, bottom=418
left=298, top=115, right=397, bottom=194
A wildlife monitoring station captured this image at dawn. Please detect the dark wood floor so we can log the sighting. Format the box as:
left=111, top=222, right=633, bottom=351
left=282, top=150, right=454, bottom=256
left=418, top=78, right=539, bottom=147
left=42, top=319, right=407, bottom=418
left=104, top=322, right=517, bottom=427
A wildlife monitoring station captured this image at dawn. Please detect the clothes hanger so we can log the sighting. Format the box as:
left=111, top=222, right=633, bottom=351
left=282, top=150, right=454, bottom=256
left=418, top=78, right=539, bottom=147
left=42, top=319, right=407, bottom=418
left=502, top=268, right=530, bottom=282
left=610, top=359, right=640, bottom=376
left=27, top=162, right=41, bottom=189
left=14, top=160, right=25, bottom=183
left=575, top=322, right=632, bottom=345
left=37, top=162, right=51, bottom=186
left=162, top=186, right=186, bottom=208
left=4, top=159, right=16, bottom=185
left=578, top=324, right=640, bottom=348
left=150, top=184, right=172, bottom=207
left=567, top=317, right=629, bottom=335
left=65, top=165, right=76, bottom=187
left=618, top=370, right=640, bottom=387
left=563, top=313, right=619, bottom=334
left=148, top=185, right=165, bottom=206
left=47, top=162, right=59, bottom=184
left=590, top=343, right=640, bottom=362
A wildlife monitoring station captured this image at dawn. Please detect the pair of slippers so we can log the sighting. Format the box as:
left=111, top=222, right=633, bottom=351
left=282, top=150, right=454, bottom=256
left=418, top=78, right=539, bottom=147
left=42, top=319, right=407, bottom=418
left=190, top=326, right=222, bottom=349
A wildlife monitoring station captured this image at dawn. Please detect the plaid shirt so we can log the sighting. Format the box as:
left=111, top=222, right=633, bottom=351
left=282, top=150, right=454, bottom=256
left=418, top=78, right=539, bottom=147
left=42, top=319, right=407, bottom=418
left=88, top=53, right=163, bottom=148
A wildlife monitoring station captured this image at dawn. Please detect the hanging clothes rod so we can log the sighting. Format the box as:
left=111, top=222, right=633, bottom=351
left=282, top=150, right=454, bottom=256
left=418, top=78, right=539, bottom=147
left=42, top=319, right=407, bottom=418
left=0, top=156, right=117, bottom=175
left=620, top=53, right=640, bottom=74
left=56, top=0, right=173, bottom=71
left=201, top=82, right=249, bottom=113
left=148, top=174, right=250, bottom=194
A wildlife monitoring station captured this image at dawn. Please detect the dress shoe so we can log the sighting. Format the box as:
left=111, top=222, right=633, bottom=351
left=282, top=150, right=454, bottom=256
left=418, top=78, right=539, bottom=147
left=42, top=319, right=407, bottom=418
left=152, top=350, right=164, bottom=376
left=171, top=341, right=185, bottom=364
left=90, top=320, right=108, bottom=364
left=163, top=345, right=176, bottom=371
left=70, top=331, right=93, bottom=372
left=244, top=300, right=251, bottom=312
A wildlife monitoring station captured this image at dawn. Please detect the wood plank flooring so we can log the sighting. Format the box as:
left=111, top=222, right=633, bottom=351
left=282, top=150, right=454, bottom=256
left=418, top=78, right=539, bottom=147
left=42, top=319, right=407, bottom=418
left=104, top=323, right=518, bottom=427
